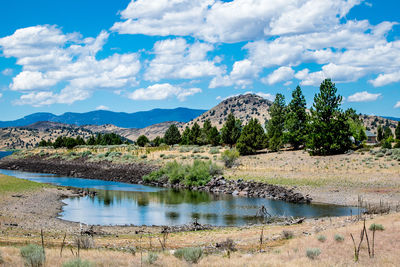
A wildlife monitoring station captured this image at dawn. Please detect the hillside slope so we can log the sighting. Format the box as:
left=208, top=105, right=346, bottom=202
left=185, top=94, right=273, bottom=129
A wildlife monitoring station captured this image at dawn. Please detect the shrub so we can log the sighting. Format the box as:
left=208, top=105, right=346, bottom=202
left=143, top=160, right=221, bottom=186
left=317, top=235, right=326, bottom=242
left=282, top=230, right=294, bottom=239
left=20, top=244, right=45, bottom=267
left=221, top=148, right=239, bottom=168
left=74, top=235, right=94, bottom=249
left=0, top=250, right=3, bottom=264
left=334, top=234, right=344, bottom=242
left=209, top=147, right=220, bottom=154
left=145, top=252, right=158, bottom=265
left=369, top=223, right=384, bottom=231
left=381, top=139, right=392, bottom=149
left=306, top=248, right=321, bottom=260
left=62, top=258, right=93, bottom=267
left=174, top=247, right=203, bottom=264
left=140, top=154, right=147, bottom=159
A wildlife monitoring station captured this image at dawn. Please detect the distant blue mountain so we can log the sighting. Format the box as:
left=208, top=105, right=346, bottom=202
left=0, top=108, right=207, bottom=128
left=383, top=116, right=400, bottom=122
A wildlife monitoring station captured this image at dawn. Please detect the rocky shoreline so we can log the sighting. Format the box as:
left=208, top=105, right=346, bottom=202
left=0, top=156, right=312, bottom=204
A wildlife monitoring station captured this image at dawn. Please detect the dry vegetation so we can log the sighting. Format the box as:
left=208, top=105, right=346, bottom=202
left=0, top=212, right=399, bottom=266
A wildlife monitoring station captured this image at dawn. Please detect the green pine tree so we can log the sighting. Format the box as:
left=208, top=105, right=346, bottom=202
left=221, top=113, right=242, bottom=147
left=180, top=127, right=191, bottom=145
left=377, top=125, right=383, bottom=142
left=306, top=79, right=352, bottom=155
left=396, top=121, right=400, bottom=140
left=164, top=124, right=181, bottom=145
left=266, top=93, right=286, bottom=152
left=189, top=122, right=201, bottom=145
left=284, top=86, right=308, bottom=149
left=237, top=118, right=267, bottom=155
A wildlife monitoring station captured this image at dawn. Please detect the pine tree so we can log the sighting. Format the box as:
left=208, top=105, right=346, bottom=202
left=306, top=79, right=352, bottom=155
left=136, top=135, right=149, bottom=147
left=237, top=118, right=267, bottom=155
left=199, top=119, right=212, bottom=145
left=383, top=126, right=393, bottom=140
left=180, top=127, right=191, bottom=145
left=221, top=113, right=242, bottom=147
left=377, top=125, right=383, bottom=141
left=164, top=124, right=181, bottom=145
left=266, top=93, right=286, bottom=152
left=285, top=86, right=308, bottom=149
left=189, top=122, right=201, bottom=145
left=396, top=122, right=400, bottom=140
left=208, top=126, right=221, bottom=146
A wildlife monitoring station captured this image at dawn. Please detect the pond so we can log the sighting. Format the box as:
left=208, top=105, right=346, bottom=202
left=0, top=168, right=359, bottom=227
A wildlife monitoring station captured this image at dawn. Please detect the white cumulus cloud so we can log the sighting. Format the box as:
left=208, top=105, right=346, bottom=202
left=394, top=101, right=400, bottom=109
left=347, top=91, right=381, bottom=102
left=262, top=66, right=294, bottom=85
left=0, top=26, right=141, bottom=106
left=128, top=83, right=201, bottom=101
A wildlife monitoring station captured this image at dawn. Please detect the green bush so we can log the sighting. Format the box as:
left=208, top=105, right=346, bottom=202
left=20, top=244, right=45, bottom=267
left=317, top=235, right=326, bottom=242
left=145, top=252, right=158, bottom=265
left=209, top=147, right=220, bottom=154
left=306, top=248, right=321, bottom=260
left=369, top=223, right=384, bottom=231
left=334, top=234, right=344, bottom=242
left=62, top=258, right=93, bottom=267
left=143, top=160, right=221, bottom=186
left=221, top=148, right=239, bottom=168
left=381, top=138, right=393, bottom=149
left=174, top=247, right=203, bottom=264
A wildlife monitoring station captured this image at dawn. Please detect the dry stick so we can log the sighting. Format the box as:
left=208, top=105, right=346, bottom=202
left=40, top=229, right=46, bottom=260
left=350, top=225, right=365, bottom=262
left=259, top=226, right=264, bottom=252
left=60, top=233, right=67, bottom=257
left=372, top=229, right=376, bottom=258
left=363, top=219, right=371, bottom=258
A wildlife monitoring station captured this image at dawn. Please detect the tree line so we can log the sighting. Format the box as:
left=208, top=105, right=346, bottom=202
left=38, top=133, right=128, bottom=149
left=138, top=79, right=400, bottom=155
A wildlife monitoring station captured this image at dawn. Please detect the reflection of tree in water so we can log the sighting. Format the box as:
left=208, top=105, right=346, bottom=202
left=166, top=211, right=179, bottom=221
left=88, top=188, right=218, bottom=207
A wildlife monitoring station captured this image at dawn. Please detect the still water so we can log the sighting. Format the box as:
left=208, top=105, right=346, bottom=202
left=0, top=168, right=358, bottom=226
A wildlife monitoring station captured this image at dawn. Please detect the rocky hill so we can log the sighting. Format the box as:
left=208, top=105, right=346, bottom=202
left=185, top=94, right=273, bottom=129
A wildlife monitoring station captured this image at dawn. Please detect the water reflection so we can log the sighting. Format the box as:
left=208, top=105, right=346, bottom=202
left=0, top=169, right=357, bottom=226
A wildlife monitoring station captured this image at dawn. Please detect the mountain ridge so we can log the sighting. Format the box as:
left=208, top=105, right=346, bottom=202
left=0, top=108, right=207, bottom=128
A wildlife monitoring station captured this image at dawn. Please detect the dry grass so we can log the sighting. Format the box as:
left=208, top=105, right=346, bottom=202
left=225, top=150, right=400, bottom=188
left=0, top=213, right=399, bottom=266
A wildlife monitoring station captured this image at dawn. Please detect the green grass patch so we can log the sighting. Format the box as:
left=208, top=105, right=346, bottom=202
left=0, top=174, right=50, bottom=194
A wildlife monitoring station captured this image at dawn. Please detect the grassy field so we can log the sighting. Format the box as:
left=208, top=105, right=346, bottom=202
left=0, top=174, right=50, bottom=194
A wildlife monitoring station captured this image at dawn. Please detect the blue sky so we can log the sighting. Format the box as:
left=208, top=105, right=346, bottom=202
left=0, top=0, right=399, bottom=121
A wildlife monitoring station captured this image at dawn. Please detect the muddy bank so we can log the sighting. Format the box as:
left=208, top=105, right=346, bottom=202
left=0, top=155, right=311, bottom=204
left=0, top=155, right=158, bottom=184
